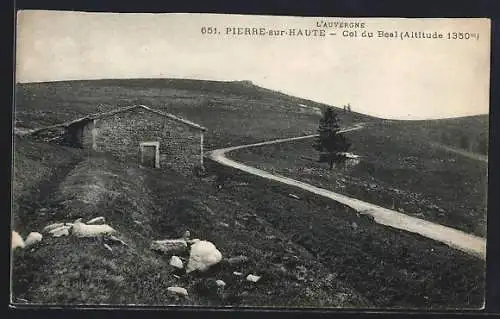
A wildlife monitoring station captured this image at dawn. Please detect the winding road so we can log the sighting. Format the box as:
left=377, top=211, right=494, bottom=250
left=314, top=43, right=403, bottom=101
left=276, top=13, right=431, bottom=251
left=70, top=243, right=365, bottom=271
left=208, top=124, right=486, bottom=260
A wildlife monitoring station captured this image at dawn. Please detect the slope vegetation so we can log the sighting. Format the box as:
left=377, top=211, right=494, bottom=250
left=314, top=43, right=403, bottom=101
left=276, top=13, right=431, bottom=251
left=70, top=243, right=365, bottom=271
left=12, top=79, right=487, bottom=308
left=11, top=137, right=368, bottom=307
left=15, top=79, right=374, bottom=148
left=232, top=119, right=488, bottom=237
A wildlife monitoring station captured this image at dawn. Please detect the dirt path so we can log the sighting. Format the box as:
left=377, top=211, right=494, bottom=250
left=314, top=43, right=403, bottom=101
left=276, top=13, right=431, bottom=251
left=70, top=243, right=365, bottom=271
left=429, top=142, right=488, bottom=163
left=208, top=125, right=486, bottom=261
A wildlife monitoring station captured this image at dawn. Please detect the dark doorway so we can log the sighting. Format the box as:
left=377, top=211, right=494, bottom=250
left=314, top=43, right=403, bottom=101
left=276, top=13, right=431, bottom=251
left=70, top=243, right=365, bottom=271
left=139, top=141, right=160, bottom=168
left=142, top=145, right=156, bottom=168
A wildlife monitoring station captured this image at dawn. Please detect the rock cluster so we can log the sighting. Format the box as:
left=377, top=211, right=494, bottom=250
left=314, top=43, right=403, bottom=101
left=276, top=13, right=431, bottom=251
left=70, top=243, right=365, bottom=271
left=149, top=230, right=263, bottom=299
left=12, top=216, right=126, bottom=253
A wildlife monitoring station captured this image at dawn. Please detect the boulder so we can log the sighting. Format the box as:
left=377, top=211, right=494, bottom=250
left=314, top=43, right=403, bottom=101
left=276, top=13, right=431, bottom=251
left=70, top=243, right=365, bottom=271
left=72, top=221, right=116, bottom=238
left=151, top=239, right=188, bottom=254
left=167, top=286, right=188, bottom=297
left=216, top=280, right=226, bottom=288
left=25, top=232, right=43, bottom=246
left=43, top=223, right=65, bottom=233
left=246, top=274, right=261, bottom=283
left=186, top=240, right=222, bottom=273
left=49, top=225, right=71, bottom=237
left=12, top=231, right=25, bottom=250
left=169, top=256, right=184, bottom=269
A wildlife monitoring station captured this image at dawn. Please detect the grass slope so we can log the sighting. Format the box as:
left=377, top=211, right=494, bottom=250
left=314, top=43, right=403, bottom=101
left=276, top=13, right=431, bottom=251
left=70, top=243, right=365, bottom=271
left=386, top=115, right=489, bottom=156
left=15, top=78, right=487, bottom=152
left=15, top=79, right=374, bottom=148
left=232, top=120, right=488, bottom=237
left=11, top=138, right=368, bottom=307
left=11, top=138, right=485, bottom=308
left=12, top=78, right=487, bottom=308
left=204, top=161, right=485, bottom=309
left=12, top=135, right=85, bottom=233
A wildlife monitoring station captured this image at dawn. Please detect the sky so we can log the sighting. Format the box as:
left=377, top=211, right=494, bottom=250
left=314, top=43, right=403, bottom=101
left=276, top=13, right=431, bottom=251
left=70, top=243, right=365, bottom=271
left=15, top=11, right=491, bottom=120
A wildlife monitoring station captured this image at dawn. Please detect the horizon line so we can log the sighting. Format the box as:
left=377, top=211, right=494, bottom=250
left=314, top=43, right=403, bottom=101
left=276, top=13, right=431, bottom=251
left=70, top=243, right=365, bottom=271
left=14, top=76, right=490, bottom=121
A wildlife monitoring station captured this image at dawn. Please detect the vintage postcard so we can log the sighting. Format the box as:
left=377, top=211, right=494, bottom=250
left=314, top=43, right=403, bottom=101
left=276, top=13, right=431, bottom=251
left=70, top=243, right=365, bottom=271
left=11, top=11, right=490, bottom=310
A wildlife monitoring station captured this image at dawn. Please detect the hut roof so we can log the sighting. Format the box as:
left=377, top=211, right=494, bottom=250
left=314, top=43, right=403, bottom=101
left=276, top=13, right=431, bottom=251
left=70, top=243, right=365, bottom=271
left=30, top=104, right=207, bottom=135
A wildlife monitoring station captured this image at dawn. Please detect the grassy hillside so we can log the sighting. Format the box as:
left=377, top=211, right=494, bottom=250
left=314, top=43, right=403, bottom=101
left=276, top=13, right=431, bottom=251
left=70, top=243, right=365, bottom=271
left=12, top=135, right=85, bottom=231
left=11, top=137, right=484, bottom=308
left=384, top=115, right=489, bottom=156
left=15, top=79, right=374, bottom=149
left=15, top=79, right=487, bottom=153
left=12, top=137, right=369, bottom=307
left=209, top=163, right=484, bottom=309
left=232, top=119, right=488, bottom=237
left=12, top=78, right=487, bottom=308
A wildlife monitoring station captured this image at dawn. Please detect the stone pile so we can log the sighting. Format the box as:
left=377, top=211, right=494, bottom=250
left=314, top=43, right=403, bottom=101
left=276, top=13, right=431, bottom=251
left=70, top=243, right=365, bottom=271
left=150, top=230, right=263, bottom=299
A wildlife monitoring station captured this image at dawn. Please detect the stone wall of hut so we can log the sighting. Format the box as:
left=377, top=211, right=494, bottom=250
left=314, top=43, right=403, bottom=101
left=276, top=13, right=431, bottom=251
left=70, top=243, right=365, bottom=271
left=79, top=108, right=202, bottom=174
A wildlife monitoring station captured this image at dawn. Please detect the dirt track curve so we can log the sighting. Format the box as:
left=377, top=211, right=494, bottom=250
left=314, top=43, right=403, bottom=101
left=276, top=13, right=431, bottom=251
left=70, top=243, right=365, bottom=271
left=208, top=124, right=486, bottom=260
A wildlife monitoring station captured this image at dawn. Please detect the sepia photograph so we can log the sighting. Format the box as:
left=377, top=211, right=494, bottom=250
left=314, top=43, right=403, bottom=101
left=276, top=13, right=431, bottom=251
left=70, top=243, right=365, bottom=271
left=11, top=11, right=490, bottom=310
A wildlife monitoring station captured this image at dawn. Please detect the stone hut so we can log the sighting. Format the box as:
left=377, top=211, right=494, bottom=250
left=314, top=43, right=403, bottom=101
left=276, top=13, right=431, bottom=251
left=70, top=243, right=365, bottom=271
left=31, top=105, right=207, bottom=174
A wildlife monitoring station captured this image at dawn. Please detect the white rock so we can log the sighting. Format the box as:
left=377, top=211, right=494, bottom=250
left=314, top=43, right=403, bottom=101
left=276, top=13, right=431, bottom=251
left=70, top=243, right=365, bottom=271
left=72, top=221, right=116, bottom=238
left=167, top=286, right=188, bottom=297
left=169, top=256, right=184, bottom=269
left=216, top=280, right=226, bottom=287
left=25, top=232, right=43, bottom=246
left=246, top=274, right=261, bottom=282
left=49, top=225, right=71, bottom=237
left=186, top=240, right=223, bottom=273
left=43, top=223, right=65, bottom=233
left=87, top=217, right=105, bottom=224
left=12, top=231, right=25, bottom=250
left=233, top=271, right=243, bottom=276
